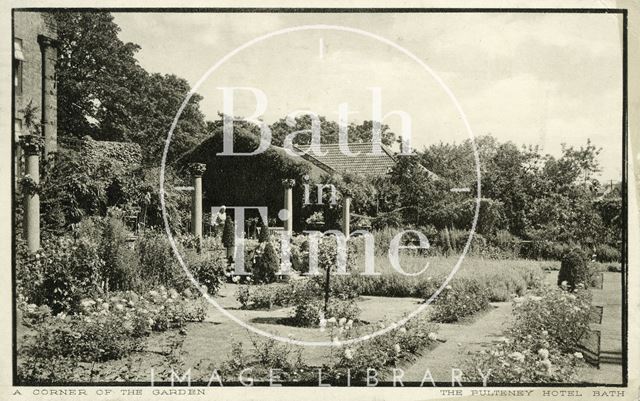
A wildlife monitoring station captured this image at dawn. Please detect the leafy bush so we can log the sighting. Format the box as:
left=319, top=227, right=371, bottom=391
left=330, top=315, right=439, bottom=383
left=509, top=286, right=592, bottom=352
left=16, top=236, right=104, bottom=314
left=252, top=241, right=280, bottom=284
left=430, top=278, right=491, bottom=323
left=466, top=335, right=585, bottom=384
left=557, top=247, right=592, bottom=290
left=291, top=299, right=360, bottom=327
left=520, top=240, right=570, bottom=261
left=99, top=212, right=140, bottom=291
left=465, top=286, right=590, bottom=384
left=222, top=216, right=235, bottom=249
left=186, top=245, right=227, bottom=295
left=594, top=243, right=621, bottom=263
left=19, top=311, right=144, bottom=370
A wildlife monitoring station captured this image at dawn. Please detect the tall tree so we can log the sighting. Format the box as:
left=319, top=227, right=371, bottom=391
left=54, top=12, right=208, bottom=165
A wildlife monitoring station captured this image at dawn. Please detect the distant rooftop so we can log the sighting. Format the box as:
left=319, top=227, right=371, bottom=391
left=294, top=142, right=397, bottom=176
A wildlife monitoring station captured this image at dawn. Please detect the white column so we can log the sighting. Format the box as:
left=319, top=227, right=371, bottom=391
left=282, top=179, right=295, bottom=235
left=189, top=163, right=206, bottom=241
left=21, top=136, right=42, bottom=252
left=342, top=195, right=351, bottom=237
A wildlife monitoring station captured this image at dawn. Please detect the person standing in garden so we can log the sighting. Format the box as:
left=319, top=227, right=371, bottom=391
left=212, top=205, right=226, bottom=237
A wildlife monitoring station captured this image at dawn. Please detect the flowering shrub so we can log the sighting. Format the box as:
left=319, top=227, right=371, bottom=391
left=16, top=237, right=104, bottom=314
left=509, top=286, right=592, bottom=352
left=466, top=334, right=585, bottom=383
left=430, top=278, right=491, bottom=323
left=465, top=285, right=590, bottom=384
left=330, top=315, right=439, bottom=383
left=186, top=246, right=227, bottom=295
left=17, top=287, right=207, bottom=383
left=291, top=299, right=360, bottom=327
left=215, top=337, right=307, bottom=383
left=235, top=277, right=359, bottom=311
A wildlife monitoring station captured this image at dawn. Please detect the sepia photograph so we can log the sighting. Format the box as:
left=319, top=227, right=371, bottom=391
left=7, top=4, right=635, bottom=397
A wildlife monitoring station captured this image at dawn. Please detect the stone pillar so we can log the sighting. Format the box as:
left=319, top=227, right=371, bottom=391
left=282, top=179, right=295, bottom=235
left=189, top=163, right=206, bottom=241
left=342, top=195, right=351, bottom=237
left=21, top=135, right=42, bottom=252
left=38, top=35, right=58, bottom=160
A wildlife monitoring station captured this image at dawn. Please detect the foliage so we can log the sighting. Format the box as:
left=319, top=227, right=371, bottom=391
left=328, top=255, right=542, bottom=303
left=466, top=335, right=585, bottom=384
left=509, top=286, right=592, bottom=352
left=188, top=244, right=227, bottom=295
left=329, top=315, right=439, bottom=383
left=99, top=211, right=140, bottom=292
left=222, top=216, right=235, bottom=249
left=557, top=247, right=592, bottom=290
left=594, top=243, right=621, bottom=263
left=269, top=115, right=395, bottom=147
left=16, top=235, right=104, bottom=314
left=465, top=286, right=590, bottom=384
left=257, top=218, right=270, bottom=243
left=17, top=288, right=207, bottom=384
left=251, top=241, right=279, bottom=284
left=291, top=299, right=361, bottom=327
left=54, top=12, right=208, bottom=164
left=430, top=278, right=491, bottom=323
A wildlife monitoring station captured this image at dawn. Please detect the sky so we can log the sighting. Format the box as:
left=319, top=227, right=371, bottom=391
left=113, top=12, right=624, bottom=181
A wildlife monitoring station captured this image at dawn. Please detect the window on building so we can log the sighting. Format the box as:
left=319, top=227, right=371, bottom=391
left=14, top=38, right=24, bottom=96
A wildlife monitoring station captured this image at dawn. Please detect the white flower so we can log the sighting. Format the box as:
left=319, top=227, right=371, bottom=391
left=573, top=352, right=583, bottom=359
left=428, top=332, right=438, bottom=341
left=344, top=348, right=354, bottom=360
left=560, top=280, right=568, bottom=288
left=445, top=285, right=453, bottom=291
left=537, top=349, right=549, bottom=359
left=400, top=327, right=407, bottom=334
left=542, top=330, right=549, bottom=336
left=327, top=317, right=337, bottom=325
left=115, top=303, right=124, bottom=311
left=231, top=275, right=240, bottom=283
left=346, top=319, right=353, bottom=329
left=394, top=343, right=401, bottom=354
left=80, top=299, right=96, bottom=308
left=509, top=352, right=525, bottom=363
left=338, top=317, right=347, bottom=326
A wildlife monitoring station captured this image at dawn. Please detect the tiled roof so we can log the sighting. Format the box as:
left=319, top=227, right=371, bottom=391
left=295, top=143, right=397, bottom=176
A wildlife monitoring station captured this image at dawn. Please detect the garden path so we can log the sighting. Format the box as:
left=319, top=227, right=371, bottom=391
left=401, top=301, right=514, bottom=383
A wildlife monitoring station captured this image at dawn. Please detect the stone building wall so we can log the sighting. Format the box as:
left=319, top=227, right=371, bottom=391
left=13, top=11, right=58, bottom=165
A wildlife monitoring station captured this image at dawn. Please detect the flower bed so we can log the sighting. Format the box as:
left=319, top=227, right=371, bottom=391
left=17, top=287, right=207, bottom=384
left=464, top=285, right=591, bottom=384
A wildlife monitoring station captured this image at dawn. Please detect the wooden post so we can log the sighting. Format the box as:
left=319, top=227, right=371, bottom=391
left=21, top=135, right=42, bottom=252
left=189, top=163, right=206, bottom=248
